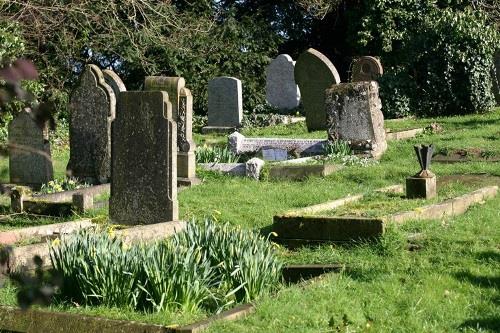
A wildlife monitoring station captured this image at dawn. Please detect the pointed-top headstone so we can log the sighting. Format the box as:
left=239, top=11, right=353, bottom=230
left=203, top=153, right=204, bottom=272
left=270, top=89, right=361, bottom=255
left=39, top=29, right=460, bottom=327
left=350, top=56, right=383, bottom=82
left=8, top=109, right=53, bottom=188
left=266, top=54, right=300, bottom=111
left=103, top=69, right=127, bottom=96
left=294, top=48, right=340, bottom=131
left=67, top=64, right=115, bottom=184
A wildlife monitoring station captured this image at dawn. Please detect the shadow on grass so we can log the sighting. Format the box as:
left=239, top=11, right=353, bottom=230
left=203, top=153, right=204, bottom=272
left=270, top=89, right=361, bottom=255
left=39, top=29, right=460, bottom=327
left=476, top=250, right=500, bottom=263
left=459, top=317, right=500, bottom=332
left=454, top=271, right=500, bottom=289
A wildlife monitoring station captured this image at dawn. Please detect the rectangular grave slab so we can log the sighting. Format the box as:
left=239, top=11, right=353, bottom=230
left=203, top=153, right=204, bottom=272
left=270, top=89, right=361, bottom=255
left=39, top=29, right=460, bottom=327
left=261, top=148, right=288, bottom=161
left=325, top=81, right=387, bottom=158
left=203, top=77, right=243, bottom=132
left=110, top=91, right=178, bottom=225
left=228, top=132, right=326, bottom=155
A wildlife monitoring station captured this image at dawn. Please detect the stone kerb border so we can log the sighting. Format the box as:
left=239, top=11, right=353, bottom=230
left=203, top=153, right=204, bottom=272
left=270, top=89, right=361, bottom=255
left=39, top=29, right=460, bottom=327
left=273, top=185, right=498, bottom=244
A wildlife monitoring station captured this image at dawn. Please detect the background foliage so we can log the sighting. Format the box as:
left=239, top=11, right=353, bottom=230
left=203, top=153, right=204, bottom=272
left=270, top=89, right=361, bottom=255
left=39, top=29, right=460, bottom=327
left=0, top=0, right=498, bottom=122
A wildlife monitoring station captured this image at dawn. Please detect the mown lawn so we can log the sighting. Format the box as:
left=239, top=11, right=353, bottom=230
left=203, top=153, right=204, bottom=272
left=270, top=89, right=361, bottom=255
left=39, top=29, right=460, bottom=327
left=0, top=108, right=499, bottom=332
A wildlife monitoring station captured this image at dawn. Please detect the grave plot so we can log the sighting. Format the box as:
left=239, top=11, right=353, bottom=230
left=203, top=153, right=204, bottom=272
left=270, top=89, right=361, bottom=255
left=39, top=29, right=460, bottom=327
left=432, top=147, right=500, bottom=163
left=272, top=180, right=498, bottom=245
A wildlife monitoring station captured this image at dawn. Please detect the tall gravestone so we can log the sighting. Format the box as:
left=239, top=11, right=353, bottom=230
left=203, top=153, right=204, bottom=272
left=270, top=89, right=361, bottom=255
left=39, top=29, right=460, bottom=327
left=350, top=56, right=383, bottom=82
left=266, top=54, right=300, bottom=111
left=144, top=76, right=199, bottom=186
left=202, top=77, right=243, bottom=133
left=8, top=109, right=53, bottom=188
left=110, top=91, right=178, bottom=225
left=325, top=81, right=387, bottom=159
left=103, top=69, right=127, bottom=96
left=295, top=48, right=341, bottom=131
left=67, top=65, right=115, bottom=184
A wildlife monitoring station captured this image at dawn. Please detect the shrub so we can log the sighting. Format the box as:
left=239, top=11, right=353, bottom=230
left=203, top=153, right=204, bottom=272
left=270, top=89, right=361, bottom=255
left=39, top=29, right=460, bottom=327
left=196, top=145, right=240, bottom=164
left=322, top=140, right=352, bottom=157
left=39, top=177, right=89, bottom=194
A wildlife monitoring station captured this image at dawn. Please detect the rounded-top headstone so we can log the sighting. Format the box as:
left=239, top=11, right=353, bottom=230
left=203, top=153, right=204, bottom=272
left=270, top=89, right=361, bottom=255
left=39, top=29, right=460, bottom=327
left=294, top=48, right=341, bottom=131
left=207, top=76, right=243, bottom=128
left=103, top=69, right=127, bottom=96
left=350, top=56, right=383, bottom=82
left=266, top=54, right=300, bottom=111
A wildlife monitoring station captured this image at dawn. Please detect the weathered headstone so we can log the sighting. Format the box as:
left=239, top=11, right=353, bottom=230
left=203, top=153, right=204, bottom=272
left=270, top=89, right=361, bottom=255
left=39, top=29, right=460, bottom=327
left=202, top=77, right=243, bottom=133
left=294, top=48, right=340, bottom=131
left=8, top=109, right=53, bottom=189
left=266, top=54, right=300, bottom=111
left=103, top=69, right=127, bottom=96
left=144, top=76, right=199, bottom=186
left=350, top=56, right=383, bottom=82
left=325, top=81, right=387, bottom=158
left=110, top=91, right=178, bottom=225
left=67, top=65, right=115, bottom=184
left=493, top=51, right=500, bottom=106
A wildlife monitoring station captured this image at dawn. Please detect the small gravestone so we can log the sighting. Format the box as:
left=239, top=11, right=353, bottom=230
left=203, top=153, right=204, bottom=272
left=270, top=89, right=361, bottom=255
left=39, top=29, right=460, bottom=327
left=103, top=69, right=126, bottom=96
left=67, top=65, right=115, bottom=184
left=295, top=48, right=340, bottom=131
left=350, top=56, right=383, bottom=82
left=266, top=54, right=300, bottom=111
left=325, top=81, right=387, bottom=158
left=8, top=109, right=53, bottom=189
left=406, top=145, right=436, bottom=199
left=144, top=76, right=199, bottom=186
left=202, top=77, right=243, bottom=133
left=110, top=91, right=178, bottom=225
left=261, top=148, right=288, bottom=161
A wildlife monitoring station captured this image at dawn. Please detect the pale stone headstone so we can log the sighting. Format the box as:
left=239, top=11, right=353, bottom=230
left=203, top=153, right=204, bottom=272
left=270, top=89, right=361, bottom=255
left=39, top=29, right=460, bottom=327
left=350, top=56, right=383, bottom=82
left=203, top=77, right=242, bottom=133
left=325, top=81, right=387, bottom=158
left=103, top=69, right=126, bottom=96
left=67, top=65, right=115, bottom=184
left=295, top=48, right=340, bottom=131
left=266, top=54, right=300, bottom=111
left=144, top=76, right=199, bottom=186
left=110, top=91, right=178, bottom=225
left=246, top=158, right=265, bottom=180
left=8, top=109, right=53, bottom=188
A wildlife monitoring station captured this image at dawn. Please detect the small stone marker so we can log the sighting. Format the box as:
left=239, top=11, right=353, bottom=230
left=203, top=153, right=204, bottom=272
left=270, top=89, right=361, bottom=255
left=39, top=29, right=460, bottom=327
left=103, top=69, right=126, bottom=96
left=144, top=76, right=199, bottom=186
left=67, top=65, right=115, bottom=184
left=110, top=91, right=178, bottom=225
left=294, top=48, right=340, bottom=131
left=261, top=148, right=288, bottom=161
left=350, top=56, right=383, bottom=82
left=266, top=54, right=300, bottom=111
left=406, top=144, right=436, bottom=199
left=8, top=109, right=54, bottom=189
left=325, top=81, right=387, bottom=158
left=202, top=77, right=243, bottom=133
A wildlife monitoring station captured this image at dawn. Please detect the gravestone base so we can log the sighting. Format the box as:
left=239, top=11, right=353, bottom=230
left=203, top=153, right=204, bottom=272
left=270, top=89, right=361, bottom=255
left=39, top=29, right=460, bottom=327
left=406, top=175, right=436, bottom=199
left=202, top=126, right=239, bottom=134
left=177, top=152, right=201, bottom=187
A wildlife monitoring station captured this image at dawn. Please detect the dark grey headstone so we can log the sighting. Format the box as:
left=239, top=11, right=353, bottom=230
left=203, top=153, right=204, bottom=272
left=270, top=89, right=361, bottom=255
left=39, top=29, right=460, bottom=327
left=295, top=48, right=340, bottom=131
left=67, top=65, right=115, bottom=184
left=493, top=51, right=500, bottom=106
left=266, top=54, right=300, bottom=111
left=110, top=91, right=178, bottom=225
left=207, top=77, right=242, bottom=128
left=8, top=109, right=53, bottom=188
left=325, top=81, right=387, bottom=158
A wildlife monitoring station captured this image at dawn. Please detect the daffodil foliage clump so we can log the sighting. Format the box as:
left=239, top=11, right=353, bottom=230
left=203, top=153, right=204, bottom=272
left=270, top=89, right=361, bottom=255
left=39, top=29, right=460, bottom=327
left=49, top=219, right=282, bottom=313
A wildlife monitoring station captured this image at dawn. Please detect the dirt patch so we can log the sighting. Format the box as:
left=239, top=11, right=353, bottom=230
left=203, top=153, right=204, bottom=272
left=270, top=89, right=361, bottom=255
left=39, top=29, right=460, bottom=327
left=433, top=148, right=499, bottom=163
left=438, top=174, right=500, bottom=187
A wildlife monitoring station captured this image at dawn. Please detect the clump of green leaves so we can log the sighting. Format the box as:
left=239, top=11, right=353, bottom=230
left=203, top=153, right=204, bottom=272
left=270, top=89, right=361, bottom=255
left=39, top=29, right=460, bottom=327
left=49, top=219, right=282, bottom=314
left=323, top=140, right=352, bottom=157
left=196, top=145, right=240, bottom=164
left=39, top=177, right=89, bottom=194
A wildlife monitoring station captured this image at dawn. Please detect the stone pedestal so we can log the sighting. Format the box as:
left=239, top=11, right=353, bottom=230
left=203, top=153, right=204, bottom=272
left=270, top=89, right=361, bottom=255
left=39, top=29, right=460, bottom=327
left=406, top=175, right=436, bottom=199
left=177, top=151, right=201, bottom=187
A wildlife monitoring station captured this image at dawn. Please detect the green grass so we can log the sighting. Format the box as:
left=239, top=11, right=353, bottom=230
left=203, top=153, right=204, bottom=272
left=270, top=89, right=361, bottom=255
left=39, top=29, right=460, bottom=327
left=1, top=109, right=500, bottom=331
